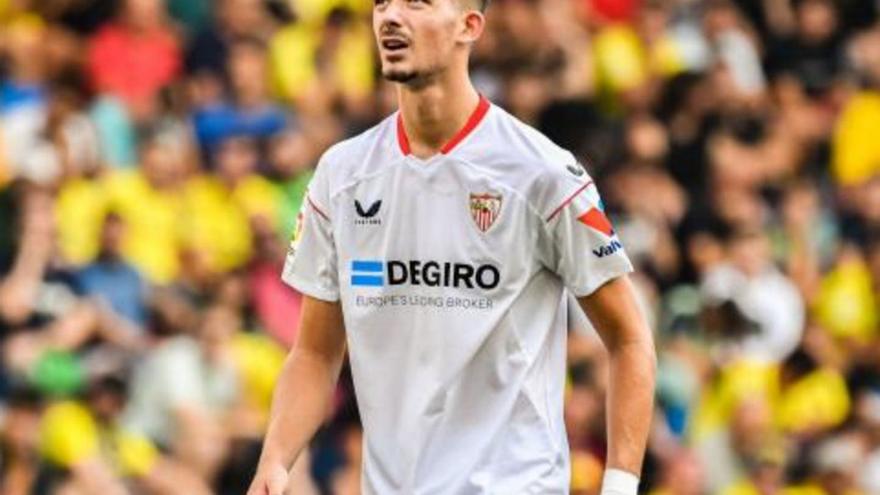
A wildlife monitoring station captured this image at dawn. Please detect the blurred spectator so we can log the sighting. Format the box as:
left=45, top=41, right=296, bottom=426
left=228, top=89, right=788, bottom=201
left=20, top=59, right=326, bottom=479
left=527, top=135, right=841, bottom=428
left=101, top=132, right=186, bottom=284
left=39, top=375, right=213, bottom=494
left=269, top=128, right=316, bottom=239
left=185, top=0, right=275, bottom=79
left=166, top=0, right=213, bottom=36
left=648, top=448, right=706, bottom=495
left=776, top=350, right=850, bottom=436
left=703, top=0, right=767, bottom=101
left=0, top=185, right=138, bottom=382
left=697, top=395, right=780, bottom=493
left=182, top=135, right=280, bottom=274
left=248, top=215, right=303, bottom=347
left=767, top=0, right=843, bottom=96
left=86, top=0, right=181, bottom=119
left=269, top=7, right=375, bottom=114
left=123, top=302, right=239, bottom=482
left=0, top=387, right=43, bottom=495
left=701, top=230, right=805, bottom=363
left=832, top=26, right=880, bottom=187
left=327, top=423, right=363, bottom=495
left=0, top=15, right=56, bottom=184
left=812, top=244, right=878, bottom=345
left=75, top=213, right=149, bottom=329
left=191, top=37, right=288, bottom=155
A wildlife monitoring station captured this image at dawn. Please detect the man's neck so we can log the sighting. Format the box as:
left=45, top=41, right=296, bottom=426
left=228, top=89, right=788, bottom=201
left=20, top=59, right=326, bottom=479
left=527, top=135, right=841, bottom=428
left=397, top=72, right=480, bottom=159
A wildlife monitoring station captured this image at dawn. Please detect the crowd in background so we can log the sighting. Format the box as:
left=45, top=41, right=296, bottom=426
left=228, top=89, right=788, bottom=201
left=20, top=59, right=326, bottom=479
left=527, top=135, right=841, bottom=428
left=0, top=0, right=879, bottom=493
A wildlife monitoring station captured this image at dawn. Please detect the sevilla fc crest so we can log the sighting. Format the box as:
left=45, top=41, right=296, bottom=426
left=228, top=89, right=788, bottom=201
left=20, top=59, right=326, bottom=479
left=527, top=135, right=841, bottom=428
left=470, top=193, right=502, bottom=232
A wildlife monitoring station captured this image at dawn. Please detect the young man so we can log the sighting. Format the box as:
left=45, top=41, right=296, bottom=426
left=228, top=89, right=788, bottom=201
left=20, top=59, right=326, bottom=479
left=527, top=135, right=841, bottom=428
left=248, top=0, right=656, bottom=493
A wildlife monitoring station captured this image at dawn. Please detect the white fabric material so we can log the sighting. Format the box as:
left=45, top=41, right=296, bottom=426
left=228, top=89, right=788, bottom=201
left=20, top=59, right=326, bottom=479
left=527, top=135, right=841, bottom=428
left=283, top=103, right=633, bottom=494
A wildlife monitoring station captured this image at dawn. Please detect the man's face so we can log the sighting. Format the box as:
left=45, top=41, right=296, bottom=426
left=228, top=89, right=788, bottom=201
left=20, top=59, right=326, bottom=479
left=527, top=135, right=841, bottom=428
left=373, top=0, right=479, bottom=85
left=124, top=0, right=164, bottom=29
left=229, top=43, right=268, bottom=101
left=100, top=216, right=126, bottom=256
left=221, top=0, right=266, bottom=36
left=217, top=137, right=258, bottom=182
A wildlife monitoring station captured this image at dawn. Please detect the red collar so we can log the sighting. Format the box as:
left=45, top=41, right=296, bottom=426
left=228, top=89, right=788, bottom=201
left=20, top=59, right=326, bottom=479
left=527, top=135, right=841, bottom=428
left=397, top=95, right=491, bottom=156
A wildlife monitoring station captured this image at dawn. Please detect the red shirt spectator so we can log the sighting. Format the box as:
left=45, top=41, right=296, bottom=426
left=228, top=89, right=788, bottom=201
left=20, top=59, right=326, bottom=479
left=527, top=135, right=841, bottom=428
left=87, top=17, right=180, bottom=109
left=588, top=0, right=640, bottom=23
left=249, top=260, right=303, bottom=348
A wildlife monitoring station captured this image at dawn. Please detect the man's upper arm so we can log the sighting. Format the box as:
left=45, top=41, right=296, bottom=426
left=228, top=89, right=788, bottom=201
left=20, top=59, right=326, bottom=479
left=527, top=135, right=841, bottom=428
left=576, top=276, right=651, bottom=350
left=537, top=158, right=633, bottom=297
left=295, top=295, right=347, bottom=363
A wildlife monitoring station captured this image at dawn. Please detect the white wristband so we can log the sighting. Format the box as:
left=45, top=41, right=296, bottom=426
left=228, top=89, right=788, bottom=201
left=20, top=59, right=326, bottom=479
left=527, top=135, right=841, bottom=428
left=600, top=469, right=640, bottom=495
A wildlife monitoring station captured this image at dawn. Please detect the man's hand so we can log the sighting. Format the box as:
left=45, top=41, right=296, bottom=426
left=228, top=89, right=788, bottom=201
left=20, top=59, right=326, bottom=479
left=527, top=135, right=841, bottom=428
left=247, top=462, right=289, bottom=495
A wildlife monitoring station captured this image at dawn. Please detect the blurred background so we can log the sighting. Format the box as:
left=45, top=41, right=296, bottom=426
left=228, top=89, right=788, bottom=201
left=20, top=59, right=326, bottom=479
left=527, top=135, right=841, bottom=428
left=0, top=0, right=879, bottom=493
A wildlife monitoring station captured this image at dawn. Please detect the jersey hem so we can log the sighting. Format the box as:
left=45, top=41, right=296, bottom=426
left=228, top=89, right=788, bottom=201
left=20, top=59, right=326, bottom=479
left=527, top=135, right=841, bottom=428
left=567, top=261, right=634, bottom=298
left=281, top=272, right=340, bottom=302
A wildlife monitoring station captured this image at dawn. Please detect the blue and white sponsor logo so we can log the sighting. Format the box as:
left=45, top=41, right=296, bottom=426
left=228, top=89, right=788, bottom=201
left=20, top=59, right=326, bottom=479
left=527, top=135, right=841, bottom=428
left=351, top=260, right=385, bottom=287
left=349, top=259, right=500, bottom=289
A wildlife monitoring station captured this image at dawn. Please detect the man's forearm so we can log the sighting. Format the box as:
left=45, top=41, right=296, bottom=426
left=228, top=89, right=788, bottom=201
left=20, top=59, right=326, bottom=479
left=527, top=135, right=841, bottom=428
left=578, top=276, right=657, bottom=492
left=248, top=296, right=346, bottom=495
left=258, top=347, right=345, bottom=470
left=605, top=338, right=655, bottom=475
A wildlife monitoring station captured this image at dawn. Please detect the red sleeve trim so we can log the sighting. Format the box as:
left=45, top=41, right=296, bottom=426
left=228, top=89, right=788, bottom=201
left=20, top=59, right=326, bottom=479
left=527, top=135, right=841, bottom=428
left=545, top=181, right=594, bottom=222
left=307, top=196, right=330, bottom=222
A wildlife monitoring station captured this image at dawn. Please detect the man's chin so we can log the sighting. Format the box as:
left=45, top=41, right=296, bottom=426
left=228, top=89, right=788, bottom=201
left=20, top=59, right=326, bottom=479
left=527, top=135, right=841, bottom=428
left=383, top=69, right=419, bottom=84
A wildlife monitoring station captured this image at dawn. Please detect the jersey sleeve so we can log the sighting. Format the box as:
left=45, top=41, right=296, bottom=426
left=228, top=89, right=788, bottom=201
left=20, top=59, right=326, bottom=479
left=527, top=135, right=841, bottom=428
left=281, top=154, right=340, bottom=302
left=538, top=162, right=633, bottom=297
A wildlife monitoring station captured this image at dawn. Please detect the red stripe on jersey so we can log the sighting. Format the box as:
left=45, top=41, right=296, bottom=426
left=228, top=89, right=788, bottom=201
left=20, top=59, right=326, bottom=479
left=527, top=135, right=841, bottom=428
left=397, top=114, right=412, bottom=155
left=440, top=95, right=490, bottom=154
left=545, top=181, right=594, bottom=222
left=396, top=95, right=490, bottom=156
left=307, top=196, right=330, bottom=222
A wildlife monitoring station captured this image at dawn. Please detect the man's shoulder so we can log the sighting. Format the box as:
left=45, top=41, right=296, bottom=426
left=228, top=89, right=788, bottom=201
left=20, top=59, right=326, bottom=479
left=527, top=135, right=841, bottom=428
left=462, top=105, right=590, bottom=207
left=466, top=105, right=580, bottom=179
left=305, top=114, right=398, bottom=206
left=319, top=114, right=398, bottom=170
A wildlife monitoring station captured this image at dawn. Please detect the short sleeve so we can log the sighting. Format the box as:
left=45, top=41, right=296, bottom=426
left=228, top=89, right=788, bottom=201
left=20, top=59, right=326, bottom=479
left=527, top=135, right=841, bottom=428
left=281, top=155, right=340, bottom=302
left=539, top=164, right=633, bottom=297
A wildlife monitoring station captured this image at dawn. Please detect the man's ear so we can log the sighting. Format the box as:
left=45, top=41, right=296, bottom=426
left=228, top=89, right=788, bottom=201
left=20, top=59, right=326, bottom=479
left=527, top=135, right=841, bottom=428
left=459, top=10, right=485, bottom=45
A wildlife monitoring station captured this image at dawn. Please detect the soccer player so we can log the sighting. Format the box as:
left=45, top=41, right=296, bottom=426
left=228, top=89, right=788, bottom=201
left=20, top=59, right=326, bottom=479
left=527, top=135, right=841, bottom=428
left=247, top=0, right=656, bottom=493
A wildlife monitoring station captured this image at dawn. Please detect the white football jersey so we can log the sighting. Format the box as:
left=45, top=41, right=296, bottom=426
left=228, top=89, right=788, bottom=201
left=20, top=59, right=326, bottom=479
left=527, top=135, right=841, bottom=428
left=283, top=96, right=633, bottom=494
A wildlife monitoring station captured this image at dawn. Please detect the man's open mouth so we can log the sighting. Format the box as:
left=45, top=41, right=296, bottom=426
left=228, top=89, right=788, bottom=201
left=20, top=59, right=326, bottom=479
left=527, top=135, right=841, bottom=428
left=381, top=38, right=410, bottom=52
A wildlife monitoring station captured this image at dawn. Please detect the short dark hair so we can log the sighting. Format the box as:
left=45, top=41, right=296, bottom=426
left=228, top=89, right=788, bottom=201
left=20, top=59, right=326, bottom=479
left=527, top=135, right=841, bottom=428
left=462, top=0, right=490, bottom=11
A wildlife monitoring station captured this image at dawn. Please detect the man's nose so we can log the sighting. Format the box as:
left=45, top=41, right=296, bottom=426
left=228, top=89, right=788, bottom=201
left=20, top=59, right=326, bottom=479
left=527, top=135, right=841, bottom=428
left=377, top=0, right=405, bottom=28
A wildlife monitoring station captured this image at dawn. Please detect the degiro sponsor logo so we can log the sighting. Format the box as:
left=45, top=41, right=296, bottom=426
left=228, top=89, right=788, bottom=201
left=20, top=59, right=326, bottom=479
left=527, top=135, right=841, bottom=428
left=350, top=260, right=500, bottom=290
